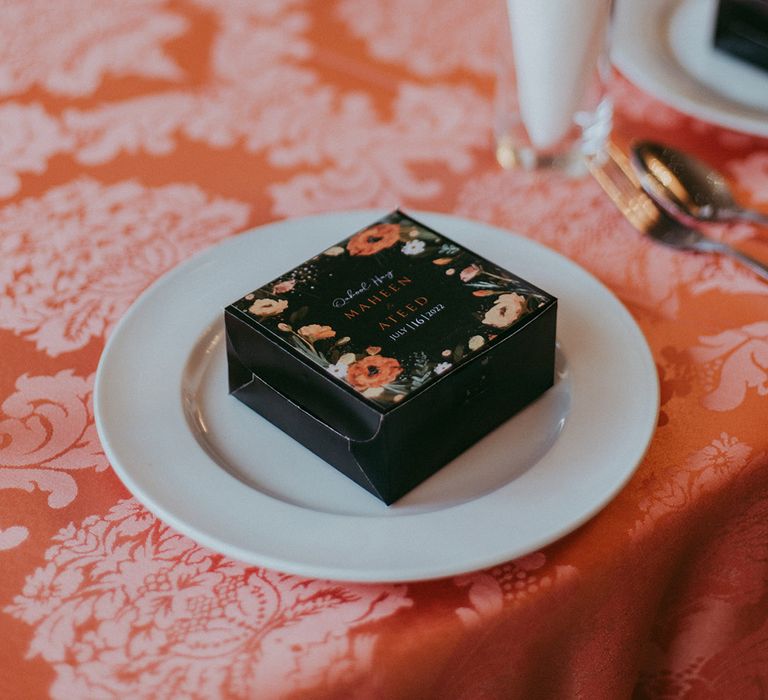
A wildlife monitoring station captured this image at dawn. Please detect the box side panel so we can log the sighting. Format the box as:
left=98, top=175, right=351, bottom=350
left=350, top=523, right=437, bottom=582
left=226, top=332, right=385, bottom=501
left=352, top=302, right=557, bottom=503
left=225, top=309, right=381, bottom=442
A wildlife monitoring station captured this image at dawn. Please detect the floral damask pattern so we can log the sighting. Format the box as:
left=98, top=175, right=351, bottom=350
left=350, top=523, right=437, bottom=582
left=269, top=84, right=491, bottom=215
left=636, top=495, right=768, bottom=698
left=5, top=499, right=412, bottom=700
left=631, top=433, right=755, bottom=538
left=0, top=178, right=249, bottom=356
left=68, top=83, right=488, bottom=218
left=728, top=150, right=768, bottom=205
left=656, top=345, right=696, bottom=427
left=51, top=1, right=490, bottom=216
left=0, top=371, right=106, bottom=550
left=0, top=0, right=494, bottom=219
left=0, top=0, right=314, bottom=175
left=691, top=322, right=768, bottom=411
left=0, top=0, right=186, bottom=97
left=336, top=0, right=498, bottom=76
left=63, top=0, right=312, bottom=166
left=454, top=553, right=578, bottom=627
left=611, top=74, right=687, bottom=129
left=0, top=103, right=72, bottom=199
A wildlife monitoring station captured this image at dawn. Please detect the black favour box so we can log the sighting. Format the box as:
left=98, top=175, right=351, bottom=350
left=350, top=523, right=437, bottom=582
left=225, top=210, right=557, bottom=504
left=714, top=0, right=768, bottom=72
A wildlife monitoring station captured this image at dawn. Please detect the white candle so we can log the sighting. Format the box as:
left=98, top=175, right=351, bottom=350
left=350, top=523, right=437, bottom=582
left=506, top=0, right=611, bottom=149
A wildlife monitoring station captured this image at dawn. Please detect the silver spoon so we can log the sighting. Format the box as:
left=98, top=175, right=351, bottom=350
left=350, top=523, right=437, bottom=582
left=630, top=140, right=768, bottom=227
left=590, top=143, right=768, bottom=282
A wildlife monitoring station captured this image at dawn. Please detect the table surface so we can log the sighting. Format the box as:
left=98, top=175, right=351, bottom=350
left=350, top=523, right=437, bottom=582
left=2, top=2, right=768, bottom=698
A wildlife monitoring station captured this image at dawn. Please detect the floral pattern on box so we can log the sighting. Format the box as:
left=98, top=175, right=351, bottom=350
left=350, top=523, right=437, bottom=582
left=231, top=211, right=553, bottom=408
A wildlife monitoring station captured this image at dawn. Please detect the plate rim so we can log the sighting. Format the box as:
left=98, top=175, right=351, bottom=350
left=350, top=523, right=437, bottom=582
left=95, top=210, right=659, bottom=582
left=612, top=0, right=768, bottom=136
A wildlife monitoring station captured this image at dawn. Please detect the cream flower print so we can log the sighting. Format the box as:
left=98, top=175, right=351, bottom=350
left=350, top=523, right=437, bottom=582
left=323, top=246, right=345, bottom=256
left=326, top=352, right=355, bottom=380
left=460, top=264, right=480, bottom=282
left=248, top=298, right=288, bottom=317
left=402, top=239, right=426, bottom=255
left=482, top=293, right=526, bottom=329
left=272, top=279, right=296, bottom=294
left=326, top=362, right=349, bottom=379
left=434, top=361, right=452, bottom=375
left=468, top=335, right=485, bottom=350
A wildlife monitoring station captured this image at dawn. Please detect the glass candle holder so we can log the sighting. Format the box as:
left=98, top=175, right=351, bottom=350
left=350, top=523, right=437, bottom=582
left=495, top=0, right=614, bottom=176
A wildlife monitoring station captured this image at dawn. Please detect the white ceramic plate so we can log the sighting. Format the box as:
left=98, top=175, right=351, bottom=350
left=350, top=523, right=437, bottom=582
left=613, top=0, right=768, bottom=136
left=95, top=211, right=658, bottom=582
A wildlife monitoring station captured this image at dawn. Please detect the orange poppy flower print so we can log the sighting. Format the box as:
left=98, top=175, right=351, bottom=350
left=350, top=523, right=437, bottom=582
left=297, top=324, right=336, bottom=341
left=347, top=355, right=402, bottom=389
left=347, top=223, right=400, bottom=256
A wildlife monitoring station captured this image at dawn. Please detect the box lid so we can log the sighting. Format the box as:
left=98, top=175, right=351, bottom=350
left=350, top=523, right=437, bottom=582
left=226, top=210, right=556, bottom=413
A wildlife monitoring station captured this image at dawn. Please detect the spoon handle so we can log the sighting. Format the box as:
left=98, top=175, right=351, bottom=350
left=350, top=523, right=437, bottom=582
left=706, top=239, right=768, bottom=281
left=732, top=207, right=768, bottom=227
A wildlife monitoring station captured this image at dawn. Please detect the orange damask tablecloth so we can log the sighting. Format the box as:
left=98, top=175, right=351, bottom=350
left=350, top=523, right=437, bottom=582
left=2, top=2, right=768, bottom=698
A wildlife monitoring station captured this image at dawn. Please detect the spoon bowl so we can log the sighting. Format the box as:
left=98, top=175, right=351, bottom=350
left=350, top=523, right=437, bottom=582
left=630, top=140, right=768, bottom=226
